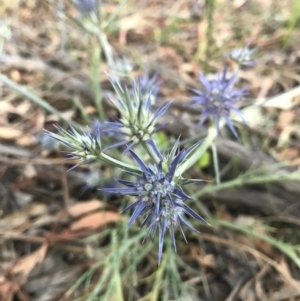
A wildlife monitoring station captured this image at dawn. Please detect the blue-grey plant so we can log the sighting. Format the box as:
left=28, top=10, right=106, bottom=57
left=191, top=65, right=247, bottom=137
left=105, top=76, right=171, bottom=152
left=109, top=56, right=134, bottom=78
left=47, top=48, right=252, bottom=262
left=91, top=119, right=121, bottom=140
left=45, top=123, right=140, bottom=173
left=102, top=140, right=208, bottom=263
left=138, top=71, right=162, bottom=104
left=46, top=124, right=102, bottom=170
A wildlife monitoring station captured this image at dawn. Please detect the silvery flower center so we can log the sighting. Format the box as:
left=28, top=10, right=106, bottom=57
left=138, top=175, right=174, bottom=201
left=210, top=88, right=223, bottom=108
left=129, top=124, right=152, bottom=142
left=161, top=198, right=184, bottom=221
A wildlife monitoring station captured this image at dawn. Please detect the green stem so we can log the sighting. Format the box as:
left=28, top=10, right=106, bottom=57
left=95, top=28, right=114, bottom=68
left=212, top=219, right=300, bottom=268
left=150, top=254, right=168, bottom=301
left=205, top=0, right=216, bottom=59
left=102, top=0, right=128, bottom=30
left=194, top=172, right=300, bottom=198
left=175, top=126, right=217, bottom=176
left=91, top=45, right=104, bottom=121
left=112, top=231, right=125, bottom=301
left=141, top=141, right=161, bottom=165
left=90, top=3, right=114, bottom=66
left=73, top=96, right=92, bottom=124
left=211, top=142, right=220, bottom=185
left=101, top=153, right=140, bottom=173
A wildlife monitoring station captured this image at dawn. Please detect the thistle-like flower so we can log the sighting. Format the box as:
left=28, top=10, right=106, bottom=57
left=137, top=71, right=162, bottom=104
left=102, top=140, right=208, bottom=263
left=74, top=0, right=97, bottom=14
left=224, top=45, right=256, bottom=68
left=191, top=66, right=247, bottom=137
left=91, top=119, right=121, bottom=140
left=106, top=76, right=171, bottom=152
left=45, top=124, right=102, bottom=170
left=109, top=56, right=134, bottom=78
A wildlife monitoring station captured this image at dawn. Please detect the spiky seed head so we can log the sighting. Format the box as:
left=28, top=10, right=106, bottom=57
left=109, top=56, right=134, bottom=78
left=191, top=65, right=247, bottom=137
left=102, top=141, right=208, bottom=263
left=45, top=124, right=102, bottom=170
left=105, top=76, right=170, bottom=151
left=137, top=71, right=162, bottom=104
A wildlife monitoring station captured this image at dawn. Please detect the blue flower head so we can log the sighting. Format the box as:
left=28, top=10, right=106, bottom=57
left=102, top=140, right=208, bottom=263
left=45, top=123, right=102, bottom=170
left=137, top=71, right=162, bottom=104
left=74, top=0, right=97, bottom=14
left=109, top=56, right=134, bottom=78
left=91, top=119, right=122, bottom=141
left=105, top=76, right=171, bottom=152
left=191, top=66, right=247, bottom=137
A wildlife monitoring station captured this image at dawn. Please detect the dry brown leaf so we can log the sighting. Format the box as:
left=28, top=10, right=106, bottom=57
left=267, top=279, right=300, bottom=301
left=291, top=157, right=300, bottom=168
left=256, top=76, right=274, bottom=99
left=11, top=243, right=48, bottom=284
left=0, top=280, right=17, bottom=301
left=198, top=254, right=216, bottom=268
left=0, top=0, right=19, bottom=15
left=22, top=264, right=84, bottom=301
left=276, top=258, right=300, bottom=288
left=0, top=203, right=48, bottom=230
left=235, top=219, right=273, bottom=256
left=277, top=110, right=296, bottom=148
left=0, top=101, right=32, bottom=116
left=13, top=101, right=32, bottom=115
left=119, top=11, right=152, bottom=32
left=277, top=147, right=299, bottom=161
left=254, top=265, right=270, bottom=301
left=233, top=0, right=248, bottom=8
left=23, top=165, right=37, bottom=179
left=0, top=212, right=28, bottom=229
left=0, top=126, right=23, bottom=140
left=70, top=211, right=119, bottom=232
left=0, top=102, right=15, bottom=114
left=16, top=134, right=36, bottom=146
left=278, top=111, right=295, bottom=129
left=68, top=199, right=103, bottom=218
left=30, top=110, right=45, bottom=131
left=190, top=247, right=216, bottom=268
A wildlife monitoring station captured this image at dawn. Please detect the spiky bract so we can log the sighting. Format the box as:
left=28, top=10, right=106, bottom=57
left=138, top=71, right=162, bottom=104
left=106, top=76, right=171, bottom=151
left=191, top=66, right=247, bottom=137
left=45, top=124, right=102, bottom=170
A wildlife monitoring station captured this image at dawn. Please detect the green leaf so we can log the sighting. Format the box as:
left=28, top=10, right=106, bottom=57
left=198, top=151, right=211, bottom=168
left=156, top=131, right=168, bottom=149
